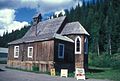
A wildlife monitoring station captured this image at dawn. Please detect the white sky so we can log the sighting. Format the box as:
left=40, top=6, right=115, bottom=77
left=0, top=9, right=29, bottom=36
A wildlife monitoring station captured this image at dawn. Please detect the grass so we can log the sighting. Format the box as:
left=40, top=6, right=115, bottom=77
left=86, top=67, right=120, bottom=81
left=55, top=67, right=120, bottom=81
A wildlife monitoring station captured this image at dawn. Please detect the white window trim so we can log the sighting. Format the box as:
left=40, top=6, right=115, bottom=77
left=58, top=43, right=64, bottom=59
left=28, top=46, right=33, bottom=58
left=14, top=46, right=19, bottom=58
left=75, top=36, right=82, bottom=54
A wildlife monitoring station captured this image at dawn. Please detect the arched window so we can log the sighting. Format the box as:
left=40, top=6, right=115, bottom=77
left=75, top=36, right=81, bottom=54
left=84, top=37, right=88, bottom=54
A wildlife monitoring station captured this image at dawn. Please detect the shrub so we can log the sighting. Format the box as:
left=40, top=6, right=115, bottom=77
left=89, top=52, right=120, bottom=69
left=32, top=65, right=39, bottom=72
left=110, top=53, right=120, bottom=69
left=88, top=52, right=112, bottom=68
left=88, top=52, right=99, bottom=66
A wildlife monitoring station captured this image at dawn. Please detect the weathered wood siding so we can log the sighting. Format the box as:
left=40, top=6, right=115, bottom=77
left=65, top=34, right=88, bottom=69
left=54, top=39, right=74, bottom=71
left=75, top=35, right=85, bottom=68
left=7, top=34, right=88, bottom=71
left=8, top=45, right=14, bottom=60
left=8, top=40, right=54, bottom=61
left=54, top=39, right=74, bottom=63
left=7, top=40, right=54, bottom=71
left=36, top=40, right=54, bottom=61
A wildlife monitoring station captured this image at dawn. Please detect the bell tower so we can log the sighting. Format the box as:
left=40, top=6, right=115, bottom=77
left=32, top=13, right=42, bottom=25
left=32, top=13, right=42, bottom=36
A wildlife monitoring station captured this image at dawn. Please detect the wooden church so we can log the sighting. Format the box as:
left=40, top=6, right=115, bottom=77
left=7, top=13, right=89, bottom=72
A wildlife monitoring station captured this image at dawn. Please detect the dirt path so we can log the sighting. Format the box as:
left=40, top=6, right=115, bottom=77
left=0, top=64, right=110, bottom=81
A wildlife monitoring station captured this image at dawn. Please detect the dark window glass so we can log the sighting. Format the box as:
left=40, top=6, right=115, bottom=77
left=59, top=45, right=63, bottom=56
left=84, top=37, right=88, bottom=54
left=76, top=38, right=80, bottom=51
left=58, top=44, right=64, bottom=58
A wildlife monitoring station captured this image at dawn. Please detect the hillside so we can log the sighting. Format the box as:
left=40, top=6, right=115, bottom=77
left=0, top=26, right=31, bottom=47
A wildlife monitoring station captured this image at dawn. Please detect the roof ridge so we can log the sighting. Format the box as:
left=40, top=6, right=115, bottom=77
left=39, top=16, right=66, bottom=23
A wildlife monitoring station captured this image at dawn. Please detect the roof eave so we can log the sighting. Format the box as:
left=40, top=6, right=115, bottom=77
left=62, top=33, right=90, bottom=36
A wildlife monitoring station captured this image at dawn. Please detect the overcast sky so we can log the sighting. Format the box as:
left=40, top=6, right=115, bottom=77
left=0, top=0, right=91, bottom=36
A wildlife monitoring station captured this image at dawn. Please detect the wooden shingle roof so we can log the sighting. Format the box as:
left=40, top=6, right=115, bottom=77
left=23, top=16, right=66, bottom=38
left=61, top=21, right=89, bottom=35
left=8, top=33, right=55, bottom=44
left=8, top=16, right=89, bottom=45
left=8, top=33, right=73, bottom=45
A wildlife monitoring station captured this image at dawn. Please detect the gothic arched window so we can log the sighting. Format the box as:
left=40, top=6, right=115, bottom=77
left=75, top=36, right=81, bottom=54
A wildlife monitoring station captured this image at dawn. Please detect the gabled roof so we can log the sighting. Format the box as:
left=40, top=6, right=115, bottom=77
left=9, top=16, right=89, bottom=45
left=61, top=21, right=89, bottom=35
left=8, top=33, right=55, bottom=45
left=8, top=33, right=73, bottom=45
left=23, top=16, right=66, bottom=38
left=38, top=16, right=66, bottom=35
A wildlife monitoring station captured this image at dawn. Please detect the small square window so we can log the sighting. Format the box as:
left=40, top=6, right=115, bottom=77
left=14, top=46, right=19, bottom=58
left=28, top=47, right=33, bottom=58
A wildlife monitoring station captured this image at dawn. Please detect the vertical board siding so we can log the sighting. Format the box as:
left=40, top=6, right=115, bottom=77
left=54, top=39, right=75, bottom=71
left=54, top=39, right=74, bottom=63
left=8, top=40, right=54, bottom=62
left=66, top=34, right=88, bottom=69
left=8, top=34, right=88, bottom=71
left=37, top=40, right=54, bottom=61
left=8, top=45, right=14, bottom=60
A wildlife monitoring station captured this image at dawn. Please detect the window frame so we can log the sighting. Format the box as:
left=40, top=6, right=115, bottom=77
left=75, top=36, right=81, bottom=54
left=14, top=46, right=19, bottom=58
left=84, top=37, right=88, bottom=54
left=58, top=43, right=64, bottom=59
left=28, top=46, right=33, bottom=58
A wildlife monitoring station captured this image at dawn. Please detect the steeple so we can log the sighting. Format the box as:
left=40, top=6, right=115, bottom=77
left=32, top=13, right=42, bottom=25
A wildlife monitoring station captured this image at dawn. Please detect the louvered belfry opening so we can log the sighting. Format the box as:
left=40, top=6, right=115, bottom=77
left=33, top=13, right=42, bottom=25
left=32, top=13, right=42, bottom=36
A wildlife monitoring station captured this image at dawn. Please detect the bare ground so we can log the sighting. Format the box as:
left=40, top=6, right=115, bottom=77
left=0, top=64, right=110, bottom=81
